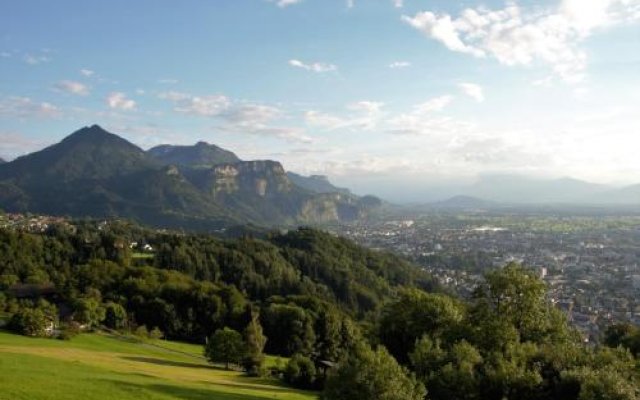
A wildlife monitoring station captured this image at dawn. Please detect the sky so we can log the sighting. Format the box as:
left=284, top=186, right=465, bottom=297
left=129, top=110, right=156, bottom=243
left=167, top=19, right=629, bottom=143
left=1, top=0, right=639, bottom=200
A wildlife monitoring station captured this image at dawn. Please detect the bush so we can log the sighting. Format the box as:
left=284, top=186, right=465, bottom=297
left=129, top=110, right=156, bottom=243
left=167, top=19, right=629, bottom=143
left=134, top=325, right=149, bottom=338
left=8, top=308, right=51, bottom=337
left=149, top=326, right=164, bottom=340
left=58, top=322, right=81, bottom=340
left=284, top=354, right=317, bottom=389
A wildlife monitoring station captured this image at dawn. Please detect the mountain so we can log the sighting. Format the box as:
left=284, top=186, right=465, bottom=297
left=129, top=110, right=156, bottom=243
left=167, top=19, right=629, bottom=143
left=0, top=125, right=155, bottom=182
left=148, top=141, right=240, bottom=167
left=432, top=195, right=494, bottom=209
left=287, top=172, right=350, bottom=194
left=0, top=125, right=379, bottom=228
left=595, top=184, right=640, bottom=204
left=467, top=175, right=610, bottom=204
left=0, top=157, right=5, bottom=164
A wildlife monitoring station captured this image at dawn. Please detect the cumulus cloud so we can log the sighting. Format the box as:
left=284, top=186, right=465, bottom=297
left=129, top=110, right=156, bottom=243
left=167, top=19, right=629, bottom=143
left=458, top=83, right=484, bottom=102
left=80, top=69, right=94, bottom=77
left=402, top=1, right=640, bottom=83
left=159, top=91, right=311, bottom=143
left=0, top=96, right=60, bottom=119
left=385, top=96, right=469, bottom=136
left=389, top=61, right=411, bottom=68
left=306, top=101, right=385, bottom=131
left=289, top=59, right=338, bottom=73
left=106, top=92, right=136, bottom=111
left=159, top=92, right=230, bottom=116
left=54, top=80, right=90, bottom=96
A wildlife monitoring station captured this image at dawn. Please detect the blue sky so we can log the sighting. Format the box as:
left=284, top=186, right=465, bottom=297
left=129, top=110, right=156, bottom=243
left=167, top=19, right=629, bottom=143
left=1, top=0, right=639, bottom=199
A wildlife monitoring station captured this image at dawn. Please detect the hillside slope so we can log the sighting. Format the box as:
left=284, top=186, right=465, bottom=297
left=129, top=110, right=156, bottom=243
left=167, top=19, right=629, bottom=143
left=0, top=331, right=316, bottom=400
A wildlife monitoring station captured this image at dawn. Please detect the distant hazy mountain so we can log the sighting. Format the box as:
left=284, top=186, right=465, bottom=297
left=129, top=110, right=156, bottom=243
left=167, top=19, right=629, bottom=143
left=0, top=157, right=5, bottom=164
left=594, top=184, right=640, bottom=204
left=287, top=172, right=350, bottom=195
left=432, top=195, right=494, bottom=209
left=467, top=175, right=610, bottom=204
left=148, top=142, right=240, bottom=167
left=0, top=125, right=379, bottom=229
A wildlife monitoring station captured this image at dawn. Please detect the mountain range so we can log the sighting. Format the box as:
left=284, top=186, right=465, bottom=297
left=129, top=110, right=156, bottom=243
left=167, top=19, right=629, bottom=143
left=0, top=125, right=381, bottom=229
left=457, top=175, right=640, bottom=205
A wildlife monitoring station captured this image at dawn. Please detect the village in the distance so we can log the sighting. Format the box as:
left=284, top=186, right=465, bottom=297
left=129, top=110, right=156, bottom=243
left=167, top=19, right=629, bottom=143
left=332, top=208, right=640, bottom=343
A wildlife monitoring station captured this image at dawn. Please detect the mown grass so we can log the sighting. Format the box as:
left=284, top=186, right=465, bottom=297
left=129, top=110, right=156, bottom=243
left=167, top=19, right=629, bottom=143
left=0, top=331, right=316, bottom=400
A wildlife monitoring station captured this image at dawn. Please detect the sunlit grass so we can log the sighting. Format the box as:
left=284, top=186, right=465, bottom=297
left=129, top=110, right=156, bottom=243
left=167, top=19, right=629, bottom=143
left=0, top=331, right=316, bottom=400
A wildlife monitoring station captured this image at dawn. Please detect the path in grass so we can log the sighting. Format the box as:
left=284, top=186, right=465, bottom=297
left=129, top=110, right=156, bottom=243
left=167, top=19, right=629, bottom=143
left=0, top=331, right=316, bottom=400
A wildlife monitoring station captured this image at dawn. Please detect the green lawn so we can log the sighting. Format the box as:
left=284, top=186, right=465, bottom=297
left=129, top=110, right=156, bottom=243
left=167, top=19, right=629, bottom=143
left=0, top=331, right=316, bottom=400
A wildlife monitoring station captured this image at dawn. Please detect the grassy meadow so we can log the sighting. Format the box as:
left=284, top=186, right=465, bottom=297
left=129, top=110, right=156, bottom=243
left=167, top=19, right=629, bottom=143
left=0, top=331, right=316, bottom=400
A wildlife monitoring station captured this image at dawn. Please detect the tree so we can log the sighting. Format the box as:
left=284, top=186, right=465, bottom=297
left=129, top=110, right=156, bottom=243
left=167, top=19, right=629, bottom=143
left=242, top=311, right=267, bottom=376
left=322, top=344, right=426, bottom=400
left=72, top=298, right=105, bottom=329
left=104, top=302, right=127, bottom=330
left=470, top=263, right=572, bottom=346
left=205, top=327, right=245, bottom=370
left=379, top=288, right=465, bottom=364
left=563, top=367, right=638, bottom=400
left=262, top=303, right=315, bottom=356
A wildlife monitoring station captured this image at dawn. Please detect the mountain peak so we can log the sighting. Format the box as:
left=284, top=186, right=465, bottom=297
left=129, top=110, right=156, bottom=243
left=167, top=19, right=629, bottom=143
left=63, top=124, right=122, bottom=143
left=0, top=124, right=152, bottom=182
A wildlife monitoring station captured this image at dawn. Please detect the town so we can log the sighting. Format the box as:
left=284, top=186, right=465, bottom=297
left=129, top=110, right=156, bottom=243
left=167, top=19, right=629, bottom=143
left=333, top=210, right=640, bottom=343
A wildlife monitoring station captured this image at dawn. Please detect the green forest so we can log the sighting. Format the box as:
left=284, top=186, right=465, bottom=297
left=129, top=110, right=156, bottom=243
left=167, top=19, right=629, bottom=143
left=1, top=219, right=638, bottom=399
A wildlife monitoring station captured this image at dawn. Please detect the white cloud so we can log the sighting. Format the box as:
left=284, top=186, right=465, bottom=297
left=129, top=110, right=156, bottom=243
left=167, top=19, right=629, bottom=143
left=389, top=61, right=411, bottom=68
left=54, top=80, right=90, bottom=96
left=159, top=91, right=311, bottom=143
left=289, top=59, right=338, bottom=73
left=0, top=96, right=60, bottom=119
left=402, top=1, right=640, bottom=83
left=274, top=0, right=303, bottom=8
left=80, top=69, right=94, bottom=77
left=403, top=12, right=486, bottom=57
left=347, top=0, right=354, bottom=8
left=392, top=0, right=403, bottom=8
left=415, top=95, right=454, bottom=113
left=306, top=101, right=385, bottom=131
left=158, top=78, right=179, bottom=84
left=458, top=82, right=484, bottom=102
left=160, top=92, right=230, bottom=116
left=106, top=92, right=136, bottom=111
left=23, top=53, right=50, bottom=65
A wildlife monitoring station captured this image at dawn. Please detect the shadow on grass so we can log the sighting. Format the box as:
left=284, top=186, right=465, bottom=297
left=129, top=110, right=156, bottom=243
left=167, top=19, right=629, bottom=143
left=104, top=380, right=285, bottom=400
left=121, top=355, right=217, bottom=370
